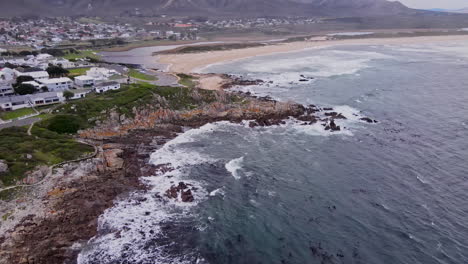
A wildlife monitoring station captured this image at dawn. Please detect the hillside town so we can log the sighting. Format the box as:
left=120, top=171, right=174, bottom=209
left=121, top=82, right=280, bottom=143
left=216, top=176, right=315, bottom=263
left=0, top=16, right=329, bottom=49
left=0, top=17, right=199, bottom=48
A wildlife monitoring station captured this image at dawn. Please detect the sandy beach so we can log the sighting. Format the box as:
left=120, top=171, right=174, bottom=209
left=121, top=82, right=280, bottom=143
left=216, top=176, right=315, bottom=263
left=158, top=35, right=468, bottom=73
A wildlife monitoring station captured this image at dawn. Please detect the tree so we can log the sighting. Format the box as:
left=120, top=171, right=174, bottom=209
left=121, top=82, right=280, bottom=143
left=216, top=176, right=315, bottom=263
left=15, top=84, right=36, bottom=95
left=47, top=115, right=82, bottom=134
left=63, top=90, right=74, bottom=101
left=15, top=75, right=34, bottom=85
left=46, top=65, right=69, bottom=78
left=40, top=86, right=49, bottom=92
left=19, top=50, right=33, bottom=56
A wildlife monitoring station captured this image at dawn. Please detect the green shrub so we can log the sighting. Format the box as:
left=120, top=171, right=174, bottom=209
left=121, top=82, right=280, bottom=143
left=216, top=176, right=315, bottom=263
left=46, top=115, right=83, bottom=134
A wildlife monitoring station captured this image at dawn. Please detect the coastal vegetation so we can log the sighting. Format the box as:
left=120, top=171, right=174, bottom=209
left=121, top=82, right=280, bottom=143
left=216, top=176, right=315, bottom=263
left=0, top=108, right=36, bottom=120
left=67, top=67, right=91, bottom=78
left=155, top=43, right=266, bottom=55
left=62, top=50, right=101, bottom=61
left=0, top=126, right=94, bottom=187
left=177, top=73, right=198, bottom=88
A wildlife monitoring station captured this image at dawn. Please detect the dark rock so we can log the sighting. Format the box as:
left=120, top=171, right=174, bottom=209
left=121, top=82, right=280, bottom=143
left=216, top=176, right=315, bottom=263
left=360, top=117, right=377, bottom=123
left=165, top=186, right=179, bottom=199
left=165, top=181, right=195, bottom=202
left=181, top=189, right=194, bottom=202
left=325, top=120, right=341, bottom=131
left=297, top=115, right=317, bottom=123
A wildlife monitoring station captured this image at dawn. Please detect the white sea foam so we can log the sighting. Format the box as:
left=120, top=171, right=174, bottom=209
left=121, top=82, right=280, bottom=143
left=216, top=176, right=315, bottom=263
left=327, top=32, right=374, bottom=36
left=388, top=42, right=468, bottom=59
left=77, top=123, right=226, bottom=264
left=209, top=188, right=225, bottom=197
left=225, top=157, right=244, bottom=180
left=227, top=50, right=394, bottom=89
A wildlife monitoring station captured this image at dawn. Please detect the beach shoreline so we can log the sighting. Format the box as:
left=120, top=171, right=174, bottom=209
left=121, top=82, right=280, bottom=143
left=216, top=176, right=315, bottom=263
left=158, top=34, right=468, bottom=73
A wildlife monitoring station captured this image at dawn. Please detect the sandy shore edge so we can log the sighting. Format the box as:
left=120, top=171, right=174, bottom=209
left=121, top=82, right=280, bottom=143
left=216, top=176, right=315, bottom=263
left=158, top=35, right=468, bottom=73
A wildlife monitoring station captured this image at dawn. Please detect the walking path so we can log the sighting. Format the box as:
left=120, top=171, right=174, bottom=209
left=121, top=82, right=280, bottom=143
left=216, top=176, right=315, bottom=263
left=0, top=116, right=41, bottom=130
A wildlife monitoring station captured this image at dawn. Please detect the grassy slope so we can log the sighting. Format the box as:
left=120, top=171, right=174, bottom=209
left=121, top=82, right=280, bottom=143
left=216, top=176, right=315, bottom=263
left=0, top=83, right=219, bottom=188
left=67, top=67, right=91, bottom=78
left=0, top=126, right=94, bottom=186
left=57, top=83, right=214, bottom=121
left=0, top=108, right=36, bottom=120
left=177, top=73, right=198, bottom=88
left=63, top=50, right=100, bottom=60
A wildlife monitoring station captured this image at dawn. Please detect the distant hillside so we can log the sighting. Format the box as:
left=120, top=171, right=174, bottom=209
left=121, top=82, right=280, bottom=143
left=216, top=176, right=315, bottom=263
left=0, top=0, right=411, bottom=17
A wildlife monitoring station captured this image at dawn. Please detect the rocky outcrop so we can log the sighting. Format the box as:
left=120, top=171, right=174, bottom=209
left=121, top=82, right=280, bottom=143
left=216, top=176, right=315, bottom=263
left=103, top=148, right=124, bottom=170
left=325, top=119, right=341, bottom=131
left=165, top=182, right=195, bottom=202
left=0, top=160, right=8, bottom=174
left=22, top=165, right=49, bottom=185
left=324, top=112, right=347, bottom=119
left=0, top=127, right=180, bottom=264
left=360, top=117, right=378, bottom=123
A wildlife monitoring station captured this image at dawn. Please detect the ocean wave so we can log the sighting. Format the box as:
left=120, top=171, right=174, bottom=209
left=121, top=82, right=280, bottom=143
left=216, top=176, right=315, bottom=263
left=77, top=124, right=225, bottom=264
left=238, top=50, right=392, bottom=81
left=225, top=157, right=244, bottom=180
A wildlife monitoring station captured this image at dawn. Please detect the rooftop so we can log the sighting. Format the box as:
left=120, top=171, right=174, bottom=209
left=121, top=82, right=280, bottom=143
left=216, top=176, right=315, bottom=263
left=40, top=77, right=72, bottom=84
left=96, top=81, right=119, bottom=87
left=0, top=95, right=28, bottom=104
left=74, top=75, right=95, bottom=81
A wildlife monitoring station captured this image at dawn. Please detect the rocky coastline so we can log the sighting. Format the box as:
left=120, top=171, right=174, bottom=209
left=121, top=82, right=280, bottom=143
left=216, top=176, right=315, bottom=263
left=0, top=75, right=376, bottom=264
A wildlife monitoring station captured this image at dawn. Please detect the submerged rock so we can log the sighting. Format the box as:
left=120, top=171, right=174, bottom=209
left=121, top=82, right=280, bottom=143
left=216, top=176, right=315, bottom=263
left=325, top=120, right=341, bottom=131
left=360, top=117, right=378, bottom=123
left=324, top=112, right=347, bottom=119
left=165, top=181, right=195, bottom=202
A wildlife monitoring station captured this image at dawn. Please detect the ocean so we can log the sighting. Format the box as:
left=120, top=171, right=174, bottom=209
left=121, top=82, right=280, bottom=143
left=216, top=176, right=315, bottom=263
left=79, top=41, right=468, bottom=264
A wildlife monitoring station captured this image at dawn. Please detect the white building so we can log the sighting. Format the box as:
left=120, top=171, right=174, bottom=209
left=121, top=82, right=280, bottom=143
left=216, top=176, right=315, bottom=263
left=0, top=68, right=16, bottom=83
left=22, top=81, right=43, bottom=90
left=69, top=89, right=92, bottom=100
left=86, top=67, right=118, bottom=82
left=40, top=77, right=73, bottom=91
left=95, top=81, right=120, bottom=93
left=74, top=75, right=95, bottom=87
left=35, top=54, right=53, bottom=62
left=0, top=84, right=14, bottom=97
left=28, top=92, right=64, bottom=107
left=0, top=95, right=30, bottom=111
left=15, top=70, right=50, bottom=81
left=50, top=58, right=75, bottom=69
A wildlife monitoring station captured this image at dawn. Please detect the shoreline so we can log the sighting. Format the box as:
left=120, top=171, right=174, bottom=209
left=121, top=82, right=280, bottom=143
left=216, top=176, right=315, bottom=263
left=0, top=79, right=375, bottom=262
left=158, top=34, right=468, bottom=73
left=0, top=87, right=317, bottom=263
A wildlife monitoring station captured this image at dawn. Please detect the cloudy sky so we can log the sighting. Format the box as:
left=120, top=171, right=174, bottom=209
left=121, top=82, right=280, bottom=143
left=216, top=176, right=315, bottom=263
left=398, top=0, right=467, bottom=9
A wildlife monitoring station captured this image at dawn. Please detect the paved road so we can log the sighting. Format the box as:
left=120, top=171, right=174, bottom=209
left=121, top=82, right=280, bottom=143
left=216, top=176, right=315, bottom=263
left=153, top=71, right=180, bottom=86
left=0, top=117, right=41, bottom=130
left=131, top=70, right=180, bottom=87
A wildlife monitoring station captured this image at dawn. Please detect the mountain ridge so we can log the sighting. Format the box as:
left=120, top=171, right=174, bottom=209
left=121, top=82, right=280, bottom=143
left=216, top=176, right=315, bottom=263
left=0, top=0, right=411, bottom=17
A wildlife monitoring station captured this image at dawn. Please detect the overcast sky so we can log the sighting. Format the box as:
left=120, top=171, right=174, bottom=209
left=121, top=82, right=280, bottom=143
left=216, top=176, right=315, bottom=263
left=398, top=0, right=467, bottom=9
